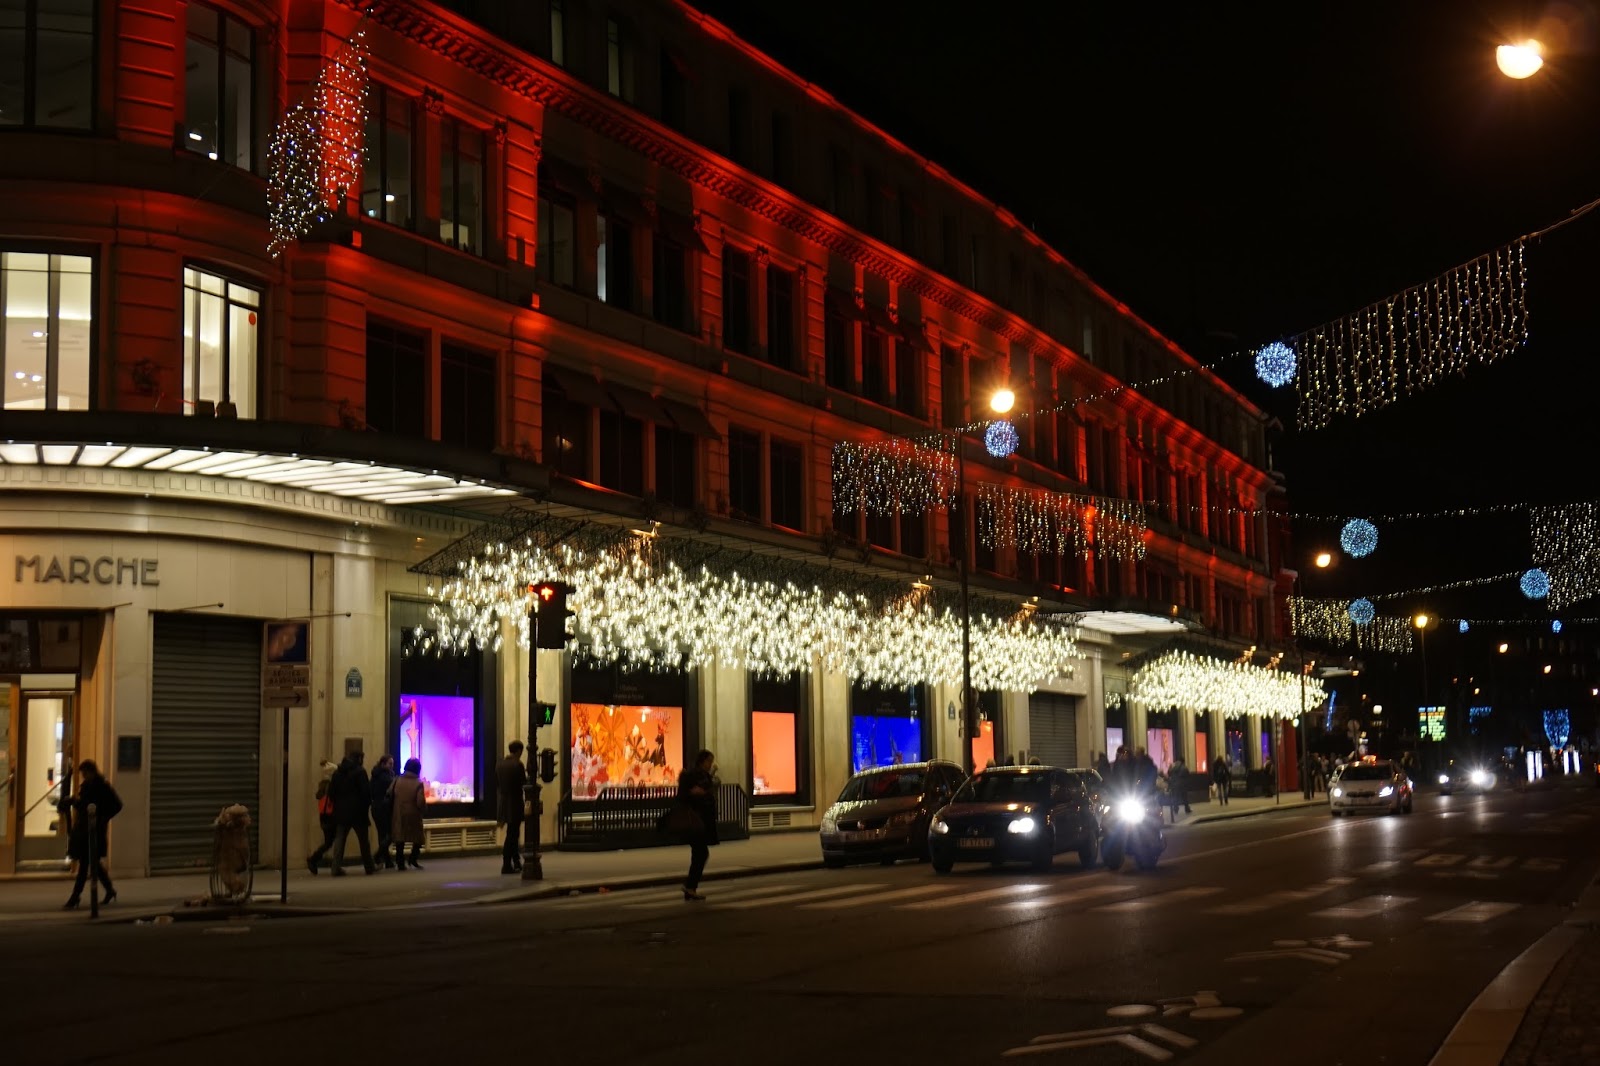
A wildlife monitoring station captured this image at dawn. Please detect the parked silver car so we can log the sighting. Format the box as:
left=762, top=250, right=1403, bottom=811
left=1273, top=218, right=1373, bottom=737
left=820, top=761, right=966, bottom=867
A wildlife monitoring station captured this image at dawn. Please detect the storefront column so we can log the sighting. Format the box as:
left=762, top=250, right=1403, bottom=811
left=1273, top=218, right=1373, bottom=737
left=1084, top=656, right=1107, bottom=763
left=1180, top=707, right=1196, bottom=768
left=1247, top=716, right=1263, bottom=770
left=703, top=662, right=748, bottom=793
left=1127, top=700, right=1147, bottom=756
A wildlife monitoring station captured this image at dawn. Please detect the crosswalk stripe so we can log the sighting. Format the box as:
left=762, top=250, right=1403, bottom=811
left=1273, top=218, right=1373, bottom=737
left=1355, top=860, right=1400, bottom=875
left=625, top=884, right=800, bottom=909
left=1093, top=886, right=1223, bottom=912
left=1204, top=878, right=1351, bottom=916
left=715, top=884, right=887, bottom=910
left=1426, top=901, right=1520, bottom=924
left=1310, top=894, right=1416, bottom=919
left=1003, top=882, right=1139, bottom=910
left=547, top=887, right=687, bottom=908
left=900, top=882, right=1050, bottom=911
left=801, top=884, right=949, bottom=910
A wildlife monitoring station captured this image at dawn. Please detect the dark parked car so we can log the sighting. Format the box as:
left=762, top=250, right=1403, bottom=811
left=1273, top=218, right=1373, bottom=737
left=927, top=766, right=1100, bottom=873
left=1437, top=760, right=1496, bottom=795
left=820, top=761, right=966, bottom=867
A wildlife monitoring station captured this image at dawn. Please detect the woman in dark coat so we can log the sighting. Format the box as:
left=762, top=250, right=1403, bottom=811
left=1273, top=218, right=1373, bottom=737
left=676, top=750, right=719, bottom=901
left=369, top=754, right=397, bottom=869
left=390, top=758, right=426, bottom=869
left=61, top=760, right=122, bottom=909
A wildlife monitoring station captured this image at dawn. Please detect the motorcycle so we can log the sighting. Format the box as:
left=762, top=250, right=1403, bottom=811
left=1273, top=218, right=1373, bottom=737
left=1101, top=792, right=1166, bottom=871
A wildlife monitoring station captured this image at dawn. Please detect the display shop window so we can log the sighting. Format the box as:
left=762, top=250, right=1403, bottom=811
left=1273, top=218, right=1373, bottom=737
left=438, top=117, right=484, bottom=255
left=390, top=603, right=497, bottom=818
left=1, top=251, right=92, bottom=411
left=569, top=661, right=694, bottom=801
left=751, top=675, right=807, bottom=805
left=972, top=690, right=1001, bottom=770
left=849, top=682, right=928, bottom=774
left=1225, top=720, right=1246, bottom=767
left=183, top=266, right=258, bottom=418
left=1146, top=728, right=1175, bottom=772
left=441, top=343, right=495, bottom=451
left=0, top=0, right=94, bottom=129
left=184, top=2, right=253, bottom=169
left=361, top=84, right=414, bottom=227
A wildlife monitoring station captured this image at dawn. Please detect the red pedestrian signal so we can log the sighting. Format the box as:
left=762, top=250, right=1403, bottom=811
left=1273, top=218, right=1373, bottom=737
left=530, top=581, right=575, bottom=649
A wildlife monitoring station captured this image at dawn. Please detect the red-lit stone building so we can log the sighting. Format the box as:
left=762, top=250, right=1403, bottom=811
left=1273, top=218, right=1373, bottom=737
left=0, top=0, right=1283, bottom=877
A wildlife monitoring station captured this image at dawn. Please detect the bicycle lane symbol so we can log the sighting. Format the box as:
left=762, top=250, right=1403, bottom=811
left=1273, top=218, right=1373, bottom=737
left=1003, top=991, right=1243, bottom=1059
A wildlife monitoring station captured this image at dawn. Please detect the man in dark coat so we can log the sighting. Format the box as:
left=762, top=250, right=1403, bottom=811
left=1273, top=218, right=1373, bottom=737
left=496, top=741, right=528, bottom=875
left=1105, top=746, right=1137, bottom=794
left=329, top=751, right=375, bottom=876
left=369, top=755, right=398, bottom=869
left=61, top=760, right=122, bottom=909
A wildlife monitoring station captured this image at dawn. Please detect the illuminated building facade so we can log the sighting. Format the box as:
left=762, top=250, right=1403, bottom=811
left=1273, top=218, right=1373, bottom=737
left=0, top=0, right=1282, bottom=876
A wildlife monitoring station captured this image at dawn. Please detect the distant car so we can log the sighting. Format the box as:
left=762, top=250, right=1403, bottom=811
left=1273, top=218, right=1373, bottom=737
left=927, top=765, right=1100, bottom=873
left=1437, top=761, right=1496, bottom=796
left=1330, top=759, right=1413, bottom=816
left=820, top=761, right=966, bottom=867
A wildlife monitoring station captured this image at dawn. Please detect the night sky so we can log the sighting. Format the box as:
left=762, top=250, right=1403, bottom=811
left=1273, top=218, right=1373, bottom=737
left=690, top=0, right=1600, bottom=619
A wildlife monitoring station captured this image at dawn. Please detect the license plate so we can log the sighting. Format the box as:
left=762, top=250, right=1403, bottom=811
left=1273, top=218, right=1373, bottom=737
left=958, top=837, right=993, bottom=849
left=836, top=830, right=869, bottom=843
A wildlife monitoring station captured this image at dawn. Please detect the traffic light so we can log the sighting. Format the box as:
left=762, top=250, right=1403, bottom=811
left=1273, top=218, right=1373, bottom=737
left=537, top=701, right=558, bottom=728
left=530, top=581, right=575, bottom=649
left=538, top=747, right=558, bottom=784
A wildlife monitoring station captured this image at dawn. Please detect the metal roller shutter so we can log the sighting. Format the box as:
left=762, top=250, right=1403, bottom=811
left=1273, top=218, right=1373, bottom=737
left=150, top=616, right=261, bottom=870
left=1027, top=693, right=1080, bottom=769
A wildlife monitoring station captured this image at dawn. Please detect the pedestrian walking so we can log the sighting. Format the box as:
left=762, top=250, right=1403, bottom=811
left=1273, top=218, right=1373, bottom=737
left=1169, top=757, right=1192, bottom=816
left=496, top=741, right=528, bottom=874
left=1134, top=747, right=1158, bottom=794
left=306, top=760, right=339, bottom=873
left=390, top=757, right=426, bottom=870
left=1212, top=754, right=1231, bottom=805
left=328, top=750, right=376, bottom=876
left=1106, top=746, right=1136, bottom=793
left=60, top=760, right=121, bottom=909
left=671, top=749, right=719, bottom=901
left=1095, top=751, right=1111, bottom=779
left=369, top=754, right=397, bottom=869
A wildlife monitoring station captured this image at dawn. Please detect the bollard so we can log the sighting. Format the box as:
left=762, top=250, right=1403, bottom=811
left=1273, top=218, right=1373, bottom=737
left=87, top=803, right=99, bottom=920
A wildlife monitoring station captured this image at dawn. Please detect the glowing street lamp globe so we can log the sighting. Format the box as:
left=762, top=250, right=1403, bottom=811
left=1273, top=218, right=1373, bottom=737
left=989, top=388, right=1015, bottom=415
left=1496, top=40, right=1544, bottom=79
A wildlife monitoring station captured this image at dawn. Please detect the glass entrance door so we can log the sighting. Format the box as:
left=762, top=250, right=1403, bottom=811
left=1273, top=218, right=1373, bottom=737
left=14, top=694, right=72, bottom=869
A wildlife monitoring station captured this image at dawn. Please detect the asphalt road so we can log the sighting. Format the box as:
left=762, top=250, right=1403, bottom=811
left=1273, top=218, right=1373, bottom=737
left=6, top=787, right=1597, bottom=1066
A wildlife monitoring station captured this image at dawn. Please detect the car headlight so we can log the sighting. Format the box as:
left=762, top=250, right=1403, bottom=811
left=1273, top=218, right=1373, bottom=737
left=1116, top=799, right=1146, bottom=824
left=1331, top=787, right=1343, bottom=798
left=1438, top=773, right=1451, bottom=785
left=1007, top=817, right=1036, bottom=835
left=1379, top=785, right=1395, bottom=797
left=1470, top=770, right=1491, bottom=787
left=929, top=818, right=949, bottom=835
left=888, top=811, right=917, bottom=827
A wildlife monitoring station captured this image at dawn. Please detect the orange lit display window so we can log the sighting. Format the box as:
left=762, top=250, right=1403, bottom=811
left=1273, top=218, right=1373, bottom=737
left=751, top=710, right=797, bottom=796
left=569, top=703, right=683, bottom=800
left=970, top=718, right=996, bottom=770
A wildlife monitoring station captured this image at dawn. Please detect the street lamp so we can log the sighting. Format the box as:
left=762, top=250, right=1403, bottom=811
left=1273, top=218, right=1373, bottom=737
left=1314, top=551, right=1333, bottom=569
left=1414, top=612, right=1431, bottom=710
left=1496, top=40, right=1544, bottom=79
left=956, top=386, right=1014, bottom=772
left=1293, top=552, right=1334, bottom=799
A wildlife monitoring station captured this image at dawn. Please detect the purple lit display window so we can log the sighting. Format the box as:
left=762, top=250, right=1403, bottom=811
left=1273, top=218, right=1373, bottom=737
left=398, top=693, right=477, bottom=803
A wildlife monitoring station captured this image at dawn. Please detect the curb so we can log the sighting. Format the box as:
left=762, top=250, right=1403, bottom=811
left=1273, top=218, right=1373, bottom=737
left=1185, top=798, right=1324, bottom=825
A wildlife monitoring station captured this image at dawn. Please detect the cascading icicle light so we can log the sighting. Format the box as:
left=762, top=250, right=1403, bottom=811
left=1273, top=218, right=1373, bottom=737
left=1129, top=651, right=1323, bottom=719
left=1288, top=596, right=1414, bottom=654
left=423, top=534, right=1081, bottom=692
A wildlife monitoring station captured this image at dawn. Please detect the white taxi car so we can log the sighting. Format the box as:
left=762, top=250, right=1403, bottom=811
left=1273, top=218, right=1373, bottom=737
left=1329, top=758, right=1413, bottom=816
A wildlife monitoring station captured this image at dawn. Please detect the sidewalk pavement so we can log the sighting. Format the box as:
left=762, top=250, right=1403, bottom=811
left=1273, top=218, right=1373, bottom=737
left=0, top=792, right=1319, bottom=926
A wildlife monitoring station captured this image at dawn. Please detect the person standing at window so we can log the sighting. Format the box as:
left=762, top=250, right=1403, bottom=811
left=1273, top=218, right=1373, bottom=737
left=369, top=754, right=397, bottom=870
left=496, top=741, right=528, bottom=875
left=390, top=758, right=426, bottom=870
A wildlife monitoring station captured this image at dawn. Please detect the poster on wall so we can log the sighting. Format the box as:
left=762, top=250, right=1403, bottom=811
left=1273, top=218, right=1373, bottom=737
left=569, top=703, right=683, bottom=800
left=397, top=693, right=477, bottom=803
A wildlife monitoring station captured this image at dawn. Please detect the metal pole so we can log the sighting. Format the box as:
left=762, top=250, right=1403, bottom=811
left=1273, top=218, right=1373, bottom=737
left=280, top=709, right=290, bottom=903
left=87, top=803, right=99, bottom=920
left=1300, top=660, right=1311, bottom=799
left=522, top=614, right=544, bottom=881
left=956, top=444, right=976, bottom=773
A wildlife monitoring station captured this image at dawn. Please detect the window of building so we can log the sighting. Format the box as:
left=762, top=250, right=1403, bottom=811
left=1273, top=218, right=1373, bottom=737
left=361, top=84, right=413, bottom=226
left=659, top=46, right=687, bottom=132
left=440, top=343, right=495, bottom=451
left=824, top=291, right=854, bottom=391
left=861, top=329, right=888, bottom=405
left=536, top=192, right=576, bottom=287
left=439, top=118, right=484, bottom=255
left=184, top=3, right=252, bottom=169
left=605, top=17, right=633, bottom=102
left=897, top=187, right=917, bottom=255
left=541, top=377, right=590, bottom=480
left=770, top=111, right=792, bottom=187
left=182, top=266, right=259, bottom=418
left=598, top=407, right=644, bottom=495
left=654, top=425, right=696, bottom=510
left=651, top=230, right=690, bottom=332
left=940, top=346, right=963, bottom=429
left=827, top=144, right=849, bottom=217
left=769, top=438, right=803, bottom=532
left=968, top=235, right=982, bottom=290
left=727, top=426, right=762, bottom=521
left=941, top=215, right=958, bottom=277
left=899, top=510, right=926, bottom=559
left=1, top=251, right=92, bottom=411
left=866, top=510, right=895, bottom=551
left=721, top=245, right=751, bottom=355
left=365, top=322, right=426, bottom=436
left=766, top=265, right=795, bottom=372
left=549, top=0, right=566, bottom=67
left=863, top=167, right=884, bottom=238
left=894, top=338, right=921, bottom=418
left=726, top=84, right=750, bottom=166
left=596, top=212, right=633, bottom=310
left=0, top=0, right=94, bottom=129
left=751, top=675, right=807, bottom=804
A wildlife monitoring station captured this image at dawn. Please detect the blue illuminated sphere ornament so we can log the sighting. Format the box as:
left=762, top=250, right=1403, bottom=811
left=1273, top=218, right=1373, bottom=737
left=1340, top=518, right=1379, bottom=558
left=1347, top=598, right=1376, bottom=626
left=1458, top=620, right=1470, bottom=634
left=1552, top=619, right=1563, bottom=634
left=985, top=419, right=1020, bottom=458
left=1520, top=568, right=1551, bottom=600
left=1254, top=341, right=1297, bottom=388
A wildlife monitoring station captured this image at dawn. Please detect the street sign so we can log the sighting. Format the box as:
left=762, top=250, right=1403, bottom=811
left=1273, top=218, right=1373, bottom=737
left=262, top=620, right=310, bottom=708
